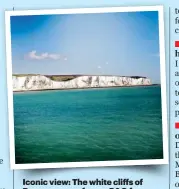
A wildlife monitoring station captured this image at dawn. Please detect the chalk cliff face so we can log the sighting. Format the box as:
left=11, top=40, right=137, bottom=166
left=12, top=75, right=152, bottom=92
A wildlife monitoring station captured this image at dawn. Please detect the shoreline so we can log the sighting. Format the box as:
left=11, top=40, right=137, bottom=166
left=13, top=84, right=160, bottom=93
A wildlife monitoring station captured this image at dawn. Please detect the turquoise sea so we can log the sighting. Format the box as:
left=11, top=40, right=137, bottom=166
left=13, top=85, right=163, bottom=164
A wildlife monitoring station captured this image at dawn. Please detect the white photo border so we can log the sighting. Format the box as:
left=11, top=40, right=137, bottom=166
left=5, top=5, right=168, bottom=170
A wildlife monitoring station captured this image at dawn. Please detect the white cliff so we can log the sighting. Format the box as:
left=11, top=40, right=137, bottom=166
left=12, top=75, right=152, bottom=92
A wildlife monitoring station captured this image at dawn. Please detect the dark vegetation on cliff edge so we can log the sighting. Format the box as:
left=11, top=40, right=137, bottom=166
left=12, top=74, right=147, bottom=82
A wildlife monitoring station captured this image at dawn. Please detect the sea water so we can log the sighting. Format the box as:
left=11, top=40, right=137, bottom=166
left=13, top=86, right=163, bottom=164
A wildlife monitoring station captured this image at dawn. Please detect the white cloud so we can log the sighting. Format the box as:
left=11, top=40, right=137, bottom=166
left=64, top=56, right=67, bottom=61
left=48, top=54, right=61, bottom=60
left=27, top=50, right=65, bottom=60
left=98, top=66, right=101, bottom=69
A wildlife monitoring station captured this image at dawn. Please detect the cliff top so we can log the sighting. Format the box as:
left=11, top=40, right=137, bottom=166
left=12, top=74, right=147, bottom=82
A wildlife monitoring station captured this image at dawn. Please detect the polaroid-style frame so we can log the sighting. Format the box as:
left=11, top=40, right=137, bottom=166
left=5, top=5, right=168, bottom=170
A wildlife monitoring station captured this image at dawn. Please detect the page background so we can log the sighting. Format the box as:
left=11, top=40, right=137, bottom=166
left=0, top=0, right=170, bottom=188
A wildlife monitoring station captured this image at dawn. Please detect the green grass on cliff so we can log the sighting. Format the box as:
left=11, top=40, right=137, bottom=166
left=13, top=74, right=39, bottom=77
left=13, top=74, right=80, bottom=82
left=45, top=75, right=79, bottom=81
left=12, top=74, right=147, bottom=82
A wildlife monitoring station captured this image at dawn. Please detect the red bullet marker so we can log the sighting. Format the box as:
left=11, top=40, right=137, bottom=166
left=175, top=41, right=179, bottom=47
left=175, top=122, right=179, bottom=129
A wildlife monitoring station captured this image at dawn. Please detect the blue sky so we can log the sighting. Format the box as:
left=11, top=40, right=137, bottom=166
left=11, top=11, right=160, bottom=83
